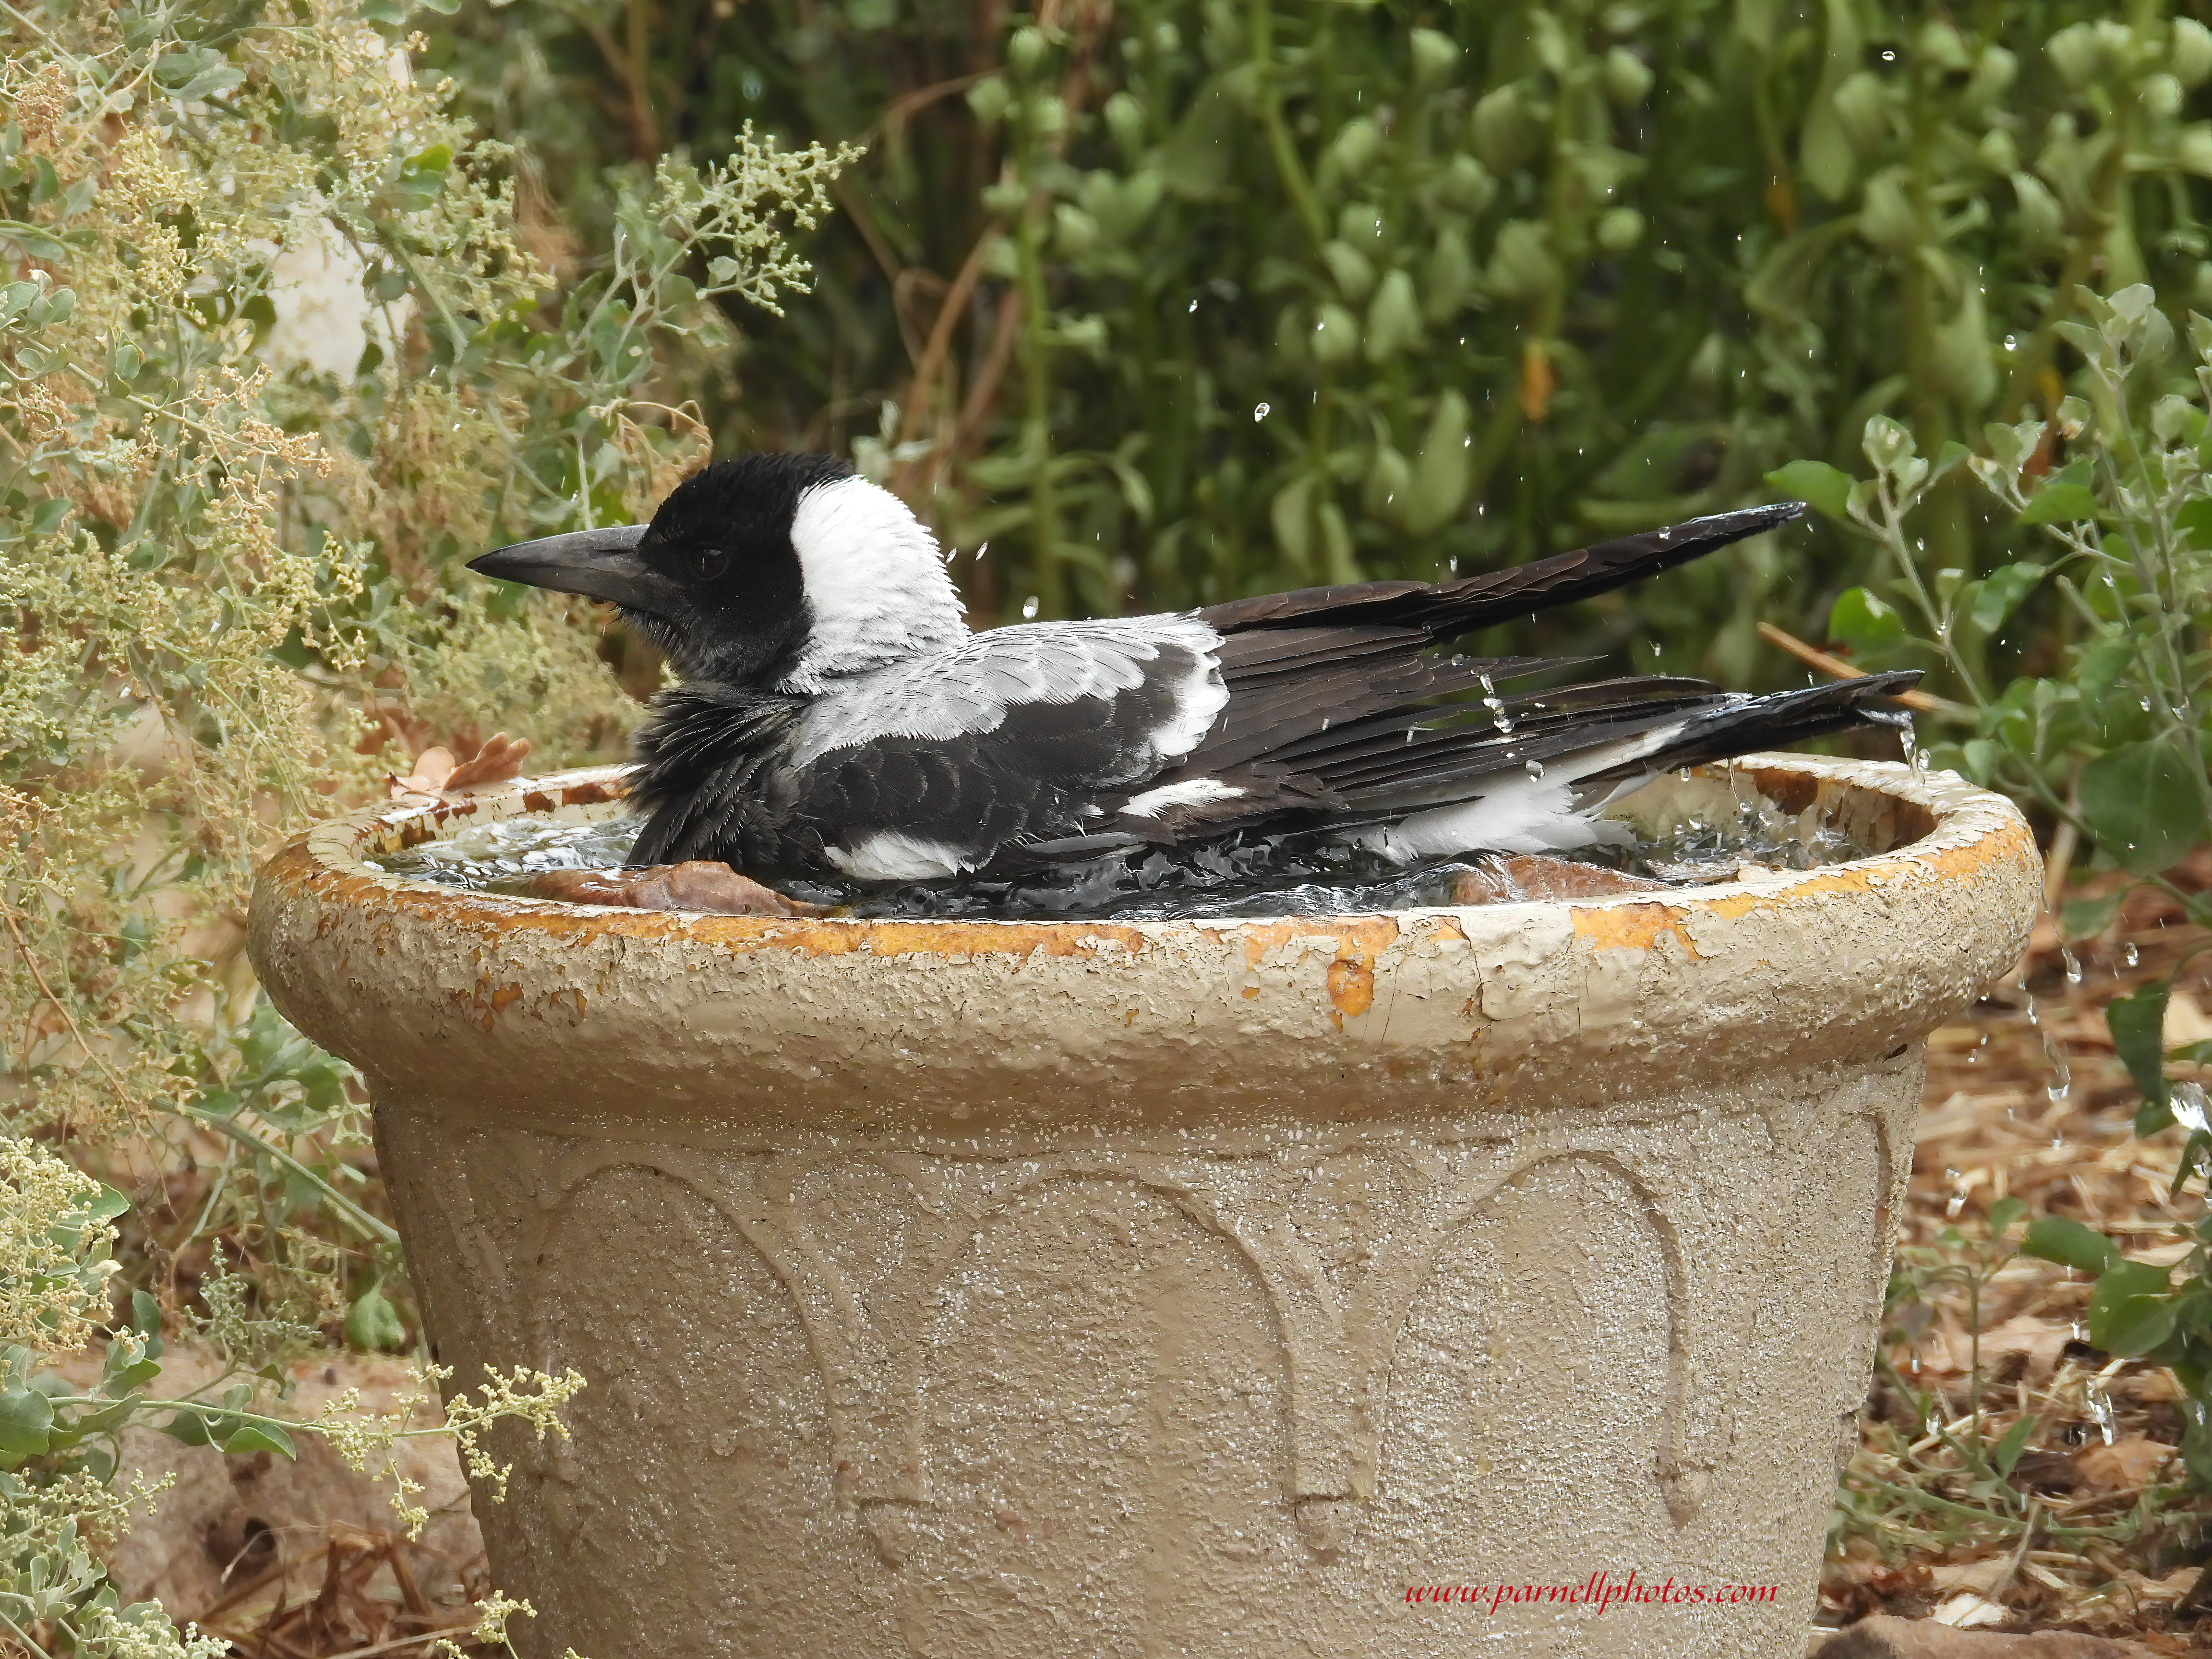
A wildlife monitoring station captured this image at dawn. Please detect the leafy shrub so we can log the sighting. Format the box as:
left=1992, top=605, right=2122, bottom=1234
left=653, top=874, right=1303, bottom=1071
left=1, top=0, right=846, bottom=1648
left=441, top=0, right=2212, bottom=688
left=1777, top=284, right=2212, bottom=1479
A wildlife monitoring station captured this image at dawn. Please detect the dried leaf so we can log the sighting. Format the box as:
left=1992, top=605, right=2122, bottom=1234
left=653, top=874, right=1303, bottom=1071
left=1930, top=1589, right=2009, bottom=1627
left=1446, top=854, right=1672, bottom=905
left=2072, top=1435, right=2173, bottom=1491
left=386, top=745, right=455, bottom=797
left=443, top=732, right=532, bottom=791
left=1978, top=1313, right=2073, bottom=1389
left=1928, top=1557, right=2014, bottom=1595
left=520, top=863, right=830, bottom=918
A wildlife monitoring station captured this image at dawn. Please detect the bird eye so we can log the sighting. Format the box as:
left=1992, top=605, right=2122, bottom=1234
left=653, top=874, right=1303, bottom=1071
left=689, top=547, right=729, bottom=582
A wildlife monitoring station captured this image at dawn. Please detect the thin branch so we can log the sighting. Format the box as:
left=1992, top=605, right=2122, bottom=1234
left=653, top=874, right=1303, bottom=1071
left=1756, top=621, right=1969, bottom=718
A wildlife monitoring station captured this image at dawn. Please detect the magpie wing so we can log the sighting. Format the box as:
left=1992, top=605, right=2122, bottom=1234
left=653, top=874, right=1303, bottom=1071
left=781, top=618, right=1230, bottom=878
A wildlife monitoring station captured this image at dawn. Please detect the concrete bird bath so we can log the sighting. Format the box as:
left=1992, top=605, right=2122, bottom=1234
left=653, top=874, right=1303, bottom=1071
left=249, top=755, right=2039, bottom=1659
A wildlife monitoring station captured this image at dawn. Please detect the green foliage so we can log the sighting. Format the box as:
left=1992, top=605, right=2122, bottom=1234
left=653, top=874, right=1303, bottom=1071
left=1774, top=289, right=2212, bottom=868
left=1845, top=1202, right=2180, bottom=1559
left=439, top=0, right=2212, bottom=690
left=1787, top=281, right=2212, bottom=1488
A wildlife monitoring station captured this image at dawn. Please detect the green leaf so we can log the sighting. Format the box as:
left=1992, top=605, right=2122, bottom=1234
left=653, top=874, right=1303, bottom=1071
left=1992, top=1411, right=2037, bottom=1477
left=1986, top=1196, right=2027, bottom=1237
left=344, top=1281, right=406, bottom=1353
left=0, top=1387, right=54, bottom=1457
left=177, top=64, right=245, bottom=101
left=1827, top=586, right=1905, bottom=648
left=2017, top=481, right=2097, bottom=525
left=71, top=1395, right=143, bottom=1435
left=2016, top=461, right=2095, bottom=525
left=1968, top=562, right=2045, bottom=635
left=107, top=1359, right=161, bottom=1393
left=0, top=220, right=67, bottom=261
left=2110, top=982, right=2173, bottom=1113
left=2021, top=1214, right=2120, bottom=1274
left=158, top=1407, right=211, bottom=1447
left=2178, top=496, right=2212, bottom=549
left=2087, top=1260, right=2176, bottom=1356
left=85, top=1184, right=129, bottom=1226
left=2079, top=740, right=2210, bottom=876
left=2059, top=890, right=2123, bottom=942
left=1763, top=460, right=1854, bottom=522
left=222, top=1423, right=297, bottom=1459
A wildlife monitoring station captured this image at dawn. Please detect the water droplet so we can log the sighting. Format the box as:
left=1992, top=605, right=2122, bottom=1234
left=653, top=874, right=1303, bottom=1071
left=2061, top=945, right=2083, bottom=985
left=1022, top=595, right=1040, bottom=619
left=2175, top=1081, right=2210, bottom=1134
left=1253, top=402, right=1271, bottom=421
left=975, top=540, right=989, bottom=562
left=2123, top=942, right=2140, bottom=968
left=2086, top=1382, right=2116, bottom=1444
left=1525, top=759, right=1545, bottom=778
left=1188, top=297, right=1200, bottom=313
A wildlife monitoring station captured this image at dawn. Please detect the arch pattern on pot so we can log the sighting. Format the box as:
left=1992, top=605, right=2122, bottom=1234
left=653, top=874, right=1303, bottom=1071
left=426, top=1063, right=1909, bottom=1550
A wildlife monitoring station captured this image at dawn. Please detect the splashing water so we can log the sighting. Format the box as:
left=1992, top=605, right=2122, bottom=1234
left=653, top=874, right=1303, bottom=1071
left=373, top=772, right=1880, bottom=921
left=2085, top=1382, right=2117, bottom=1446
left=2174, top=1081, right=2211, bottom=1135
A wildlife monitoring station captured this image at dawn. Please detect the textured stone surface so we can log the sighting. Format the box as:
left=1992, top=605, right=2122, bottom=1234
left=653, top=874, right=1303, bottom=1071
left=250, top=757, right=2042, bottom=1659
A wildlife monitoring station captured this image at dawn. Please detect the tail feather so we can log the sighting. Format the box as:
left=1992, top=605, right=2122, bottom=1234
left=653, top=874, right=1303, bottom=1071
left=1196, top=502, right=1806, bottom=640
left=1578, top=672, right=1921, bottom=788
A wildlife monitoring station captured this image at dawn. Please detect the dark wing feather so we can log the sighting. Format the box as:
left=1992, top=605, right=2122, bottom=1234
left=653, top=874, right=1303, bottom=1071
left=1097, top=501, right=1847, bottom=845
left=783, top=625, right=1227, bottom=876
left=1194, top=502, right=1804, bottom=640
left=791, top=692, right=1162, bottom=866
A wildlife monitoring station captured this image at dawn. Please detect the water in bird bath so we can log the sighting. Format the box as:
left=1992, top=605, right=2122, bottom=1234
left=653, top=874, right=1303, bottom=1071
left=369, top=769, right=1878, bottom=920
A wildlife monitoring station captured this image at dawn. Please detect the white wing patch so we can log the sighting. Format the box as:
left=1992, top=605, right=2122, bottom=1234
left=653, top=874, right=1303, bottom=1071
left=1118, top=778, right=1246, bottom=819
left=823, top=831, right=976, bottom=882
left=1358, top=724, right=1691, bottom=860
left=781, top=477, right=969, bottom=692
left=790, top=615, right=1228, bottom=768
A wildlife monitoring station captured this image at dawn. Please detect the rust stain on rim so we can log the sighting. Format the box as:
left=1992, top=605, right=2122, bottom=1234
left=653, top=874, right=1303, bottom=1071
left=265, top=758, right=2037, bottom=964
left=1561, top=808, right=2039, bottom=957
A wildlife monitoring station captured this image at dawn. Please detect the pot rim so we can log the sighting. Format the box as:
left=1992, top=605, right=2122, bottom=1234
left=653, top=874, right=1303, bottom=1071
left=260, top=753, right=2032, bottom=957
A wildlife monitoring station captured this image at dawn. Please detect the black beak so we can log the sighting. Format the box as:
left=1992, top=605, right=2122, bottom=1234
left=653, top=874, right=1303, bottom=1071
left=467, top=525, right=681, bottom=616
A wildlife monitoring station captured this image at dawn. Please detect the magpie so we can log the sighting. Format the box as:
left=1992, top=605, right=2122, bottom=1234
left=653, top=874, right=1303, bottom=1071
left=467, top=455, right=1916, bottom=885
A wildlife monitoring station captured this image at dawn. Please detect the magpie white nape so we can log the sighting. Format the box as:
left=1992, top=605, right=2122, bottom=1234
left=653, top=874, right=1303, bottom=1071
left=466, top=453, right=1920, bottom=886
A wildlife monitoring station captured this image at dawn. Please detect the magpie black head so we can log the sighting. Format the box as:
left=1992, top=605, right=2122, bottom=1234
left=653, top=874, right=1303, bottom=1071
left=468, top=453, right=967, bottom=688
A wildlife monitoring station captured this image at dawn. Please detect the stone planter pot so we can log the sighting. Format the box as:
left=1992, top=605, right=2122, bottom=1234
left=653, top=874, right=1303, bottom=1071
left=250, top=755, right=2038, bottom=1659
